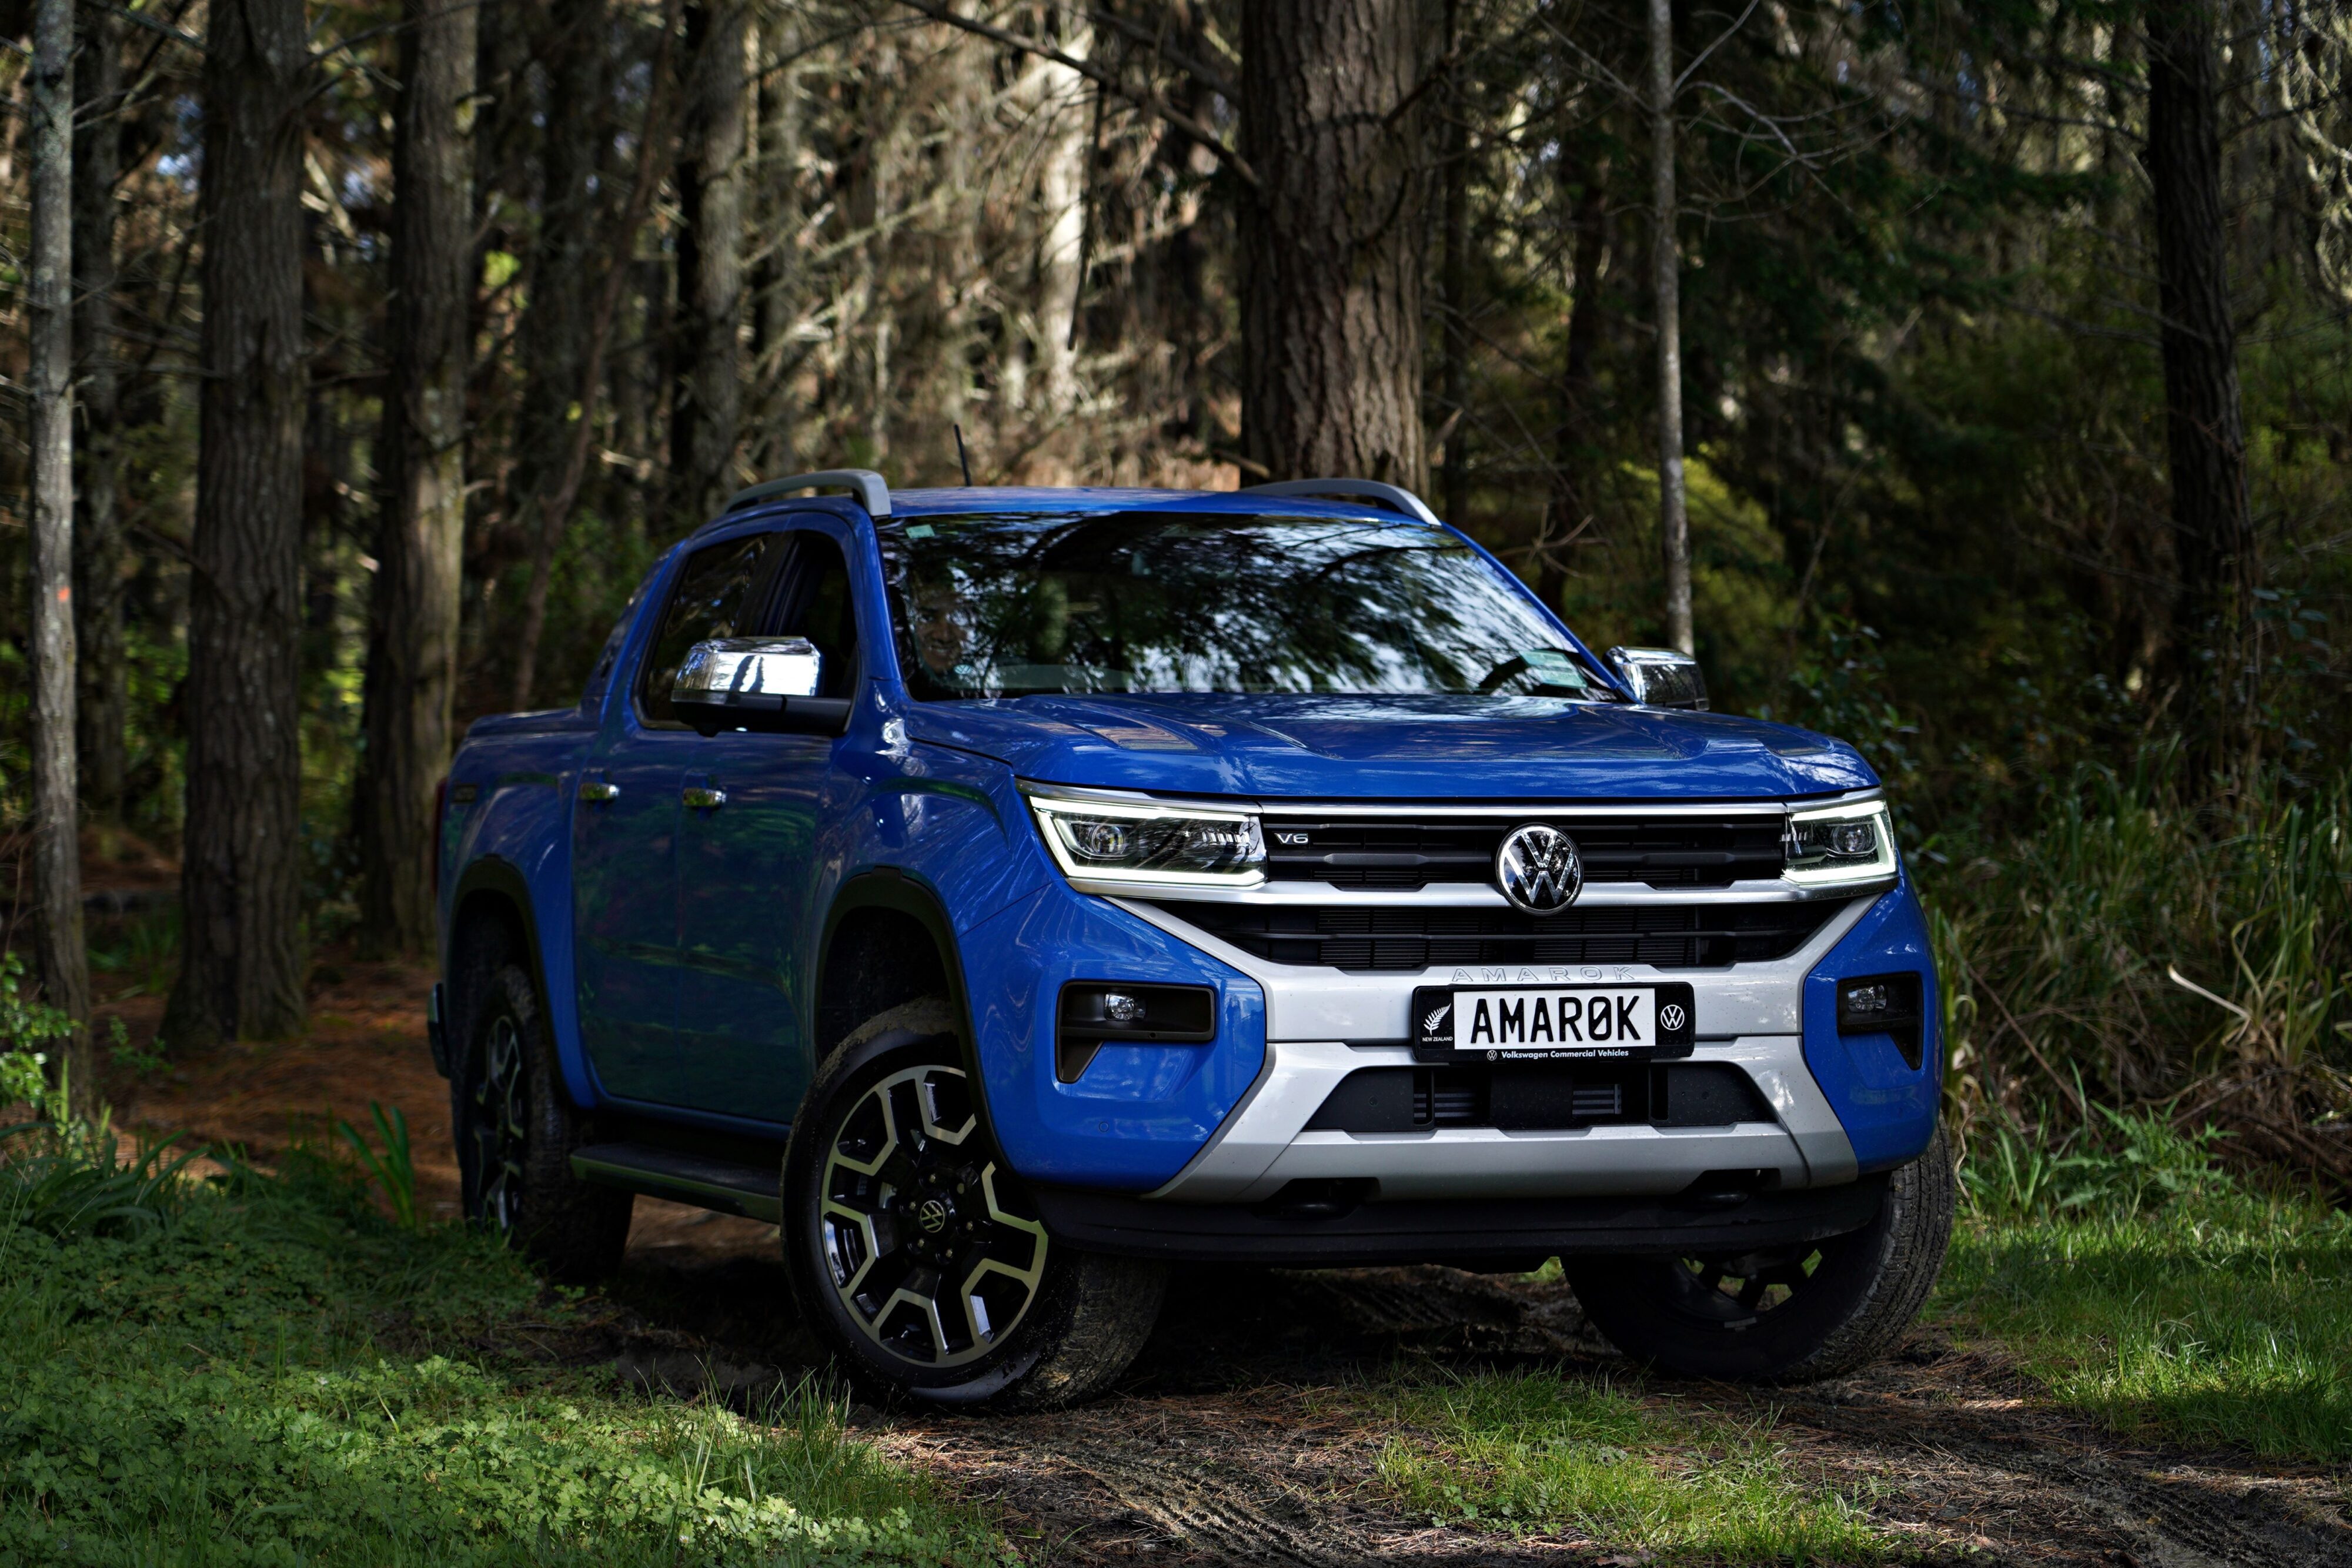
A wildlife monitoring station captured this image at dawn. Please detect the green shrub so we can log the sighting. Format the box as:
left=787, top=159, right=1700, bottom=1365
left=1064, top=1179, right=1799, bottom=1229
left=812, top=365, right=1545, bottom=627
left=1926, top=761, right=2352, bottom=1187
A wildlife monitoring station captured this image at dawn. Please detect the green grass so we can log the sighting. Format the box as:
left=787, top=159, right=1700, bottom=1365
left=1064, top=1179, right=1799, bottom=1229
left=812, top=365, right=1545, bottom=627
left=1941, top=1175, right=2352, bottom=1463
left=1374, top=1371, right=1893, bottom=1563
left=0, top=1145, right=1000, bottom=1566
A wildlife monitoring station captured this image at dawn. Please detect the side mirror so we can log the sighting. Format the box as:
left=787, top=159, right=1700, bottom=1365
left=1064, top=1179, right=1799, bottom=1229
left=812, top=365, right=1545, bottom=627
left=1603, top=646, right=1709, bottom=710
left=671, top=637, right=852, bottom=737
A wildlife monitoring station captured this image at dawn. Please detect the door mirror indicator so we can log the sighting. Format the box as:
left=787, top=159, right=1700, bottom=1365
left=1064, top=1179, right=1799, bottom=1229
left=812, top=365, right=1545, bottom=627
left=1603, top=646, right=1709, bottom=710
left=671, top=637, right=851, bottom=737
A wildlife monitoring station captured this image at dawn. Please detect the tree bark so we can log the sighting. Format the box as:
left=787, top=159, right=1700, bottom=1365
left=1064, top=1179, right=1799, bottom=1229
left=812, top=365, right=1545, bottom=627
left=1239, top=0, right=1427, bottom=489
left=670, top=0, right=748, bottom=523
left=509, top=1, right=683, bottom=710
left=1032, top=11, right=1092, bottom=416
left=1541, top=152, right=1611, bottom=611
left=512, top=0, right=607, bottom=536
left=746, top=13, right=799, bottom=477
left=1439, top=0, right=1469, bottom=524
left=356, top=0, right=477, bottom=958
left=165, top=0, right=310, bottom=1049
left=29, top=0, right=91, bottom=1104
left=2144, top=0, right=2257, bottom=750
left=1649, top=0, right=1692, bottom=654
left=73, top=0, right=126, bottom=826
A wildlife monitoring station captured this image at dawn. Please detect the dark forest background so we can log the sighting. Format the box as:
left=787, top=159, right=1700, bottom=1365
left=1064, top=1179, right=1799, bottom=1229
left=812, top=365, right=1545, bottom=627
left=2, top=0, right=2348, bottom=1181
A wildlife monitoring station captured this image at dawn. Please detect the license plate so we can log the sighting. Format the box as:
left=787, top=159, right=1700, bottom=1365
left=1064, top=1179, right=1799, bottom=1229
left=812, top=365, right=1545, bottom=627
left=1412, top=982, right=1696, bottom=1062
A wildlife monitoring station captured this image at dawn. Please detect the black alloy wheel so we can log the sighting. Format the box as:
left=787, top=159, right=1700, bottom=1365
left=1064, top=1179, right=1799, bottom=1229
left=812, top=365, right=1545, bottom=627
left=451, top=958, right=632, bottom=1282
left=466, top=1011, right=530, bottom=1236
left=818, top=1061, right=1051, bottom=1369
left=1568, top=1126, right=1956, bottom=1382
left=783, top=999, right=1167, bottom=1410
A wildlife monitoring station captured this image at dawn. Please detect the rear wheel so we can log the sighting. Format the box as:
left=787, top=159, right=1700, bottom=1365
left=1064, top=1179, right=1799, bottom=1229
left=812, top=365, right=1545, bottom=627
left=782, top=1001, right=1166, bottom=1409
left=1567, top=1125, right=1955, bottom=1382
left=452, top=958, right=632, bottom=1282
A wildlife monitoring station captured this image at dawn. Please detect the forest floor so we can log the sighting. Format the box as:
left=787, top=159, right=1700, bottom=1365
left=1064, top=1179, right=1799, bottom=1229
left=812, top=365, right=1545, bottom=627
left=89, top=940, right=2352, bottom=1567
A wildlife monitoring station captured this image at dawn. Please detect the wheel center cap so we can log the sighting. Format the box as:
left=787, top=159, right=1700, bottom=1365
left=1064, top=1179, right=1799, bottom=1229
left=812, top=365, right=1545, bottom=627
left=914, top=1196, right=952, bottom=1235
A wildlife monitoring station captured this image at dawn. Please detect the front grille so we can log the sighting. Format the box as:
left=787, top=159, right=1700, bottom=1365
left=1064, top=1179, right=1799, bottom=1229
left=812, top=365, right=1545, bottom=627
left=1151, top=898, right=1847, bottom=971
left=1264, top=814, right=1786, bottom=891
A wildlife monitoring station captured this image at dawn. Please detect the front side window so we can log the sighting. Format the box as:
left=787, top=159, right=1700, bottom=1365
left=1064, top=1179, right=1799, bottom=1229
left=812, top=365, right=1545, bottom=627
left=636, top=533, right=783, bottom=724
left=880, top=511, right=1610, bottom=700
left=770, top=531, right=860, bottom=698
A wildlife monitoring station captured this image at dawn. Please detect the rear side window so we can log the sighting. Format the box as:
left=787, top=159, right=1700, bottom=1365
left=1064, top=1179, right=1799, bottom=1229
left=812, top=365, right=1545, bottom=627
left=636, top=533, right=784, bottom=724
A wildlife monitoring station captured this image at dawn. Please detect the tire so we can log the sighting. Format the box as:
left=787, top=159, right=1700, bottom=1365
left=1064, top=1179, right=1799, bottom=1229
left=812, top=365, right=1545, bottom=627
left=781, top=999, right=1168, bottom=1410
left=452, top=958, right=633, bottom=1283
left=1566, top=1124, right=1956, bottom=1383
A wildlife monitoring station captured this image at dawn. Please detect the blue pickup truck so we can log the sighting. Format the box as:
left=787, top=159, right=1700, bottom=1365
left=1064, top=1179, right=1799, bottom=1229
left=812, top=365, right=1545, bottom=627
left=432, top=471, right=1950, bottom=1409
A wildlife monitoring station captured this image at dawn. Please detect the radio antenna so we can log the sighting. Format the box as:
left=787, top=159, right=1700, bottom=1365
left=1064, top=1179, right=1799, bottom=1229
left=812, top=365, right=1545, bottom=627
left=953, top=423, right=974, bottom=487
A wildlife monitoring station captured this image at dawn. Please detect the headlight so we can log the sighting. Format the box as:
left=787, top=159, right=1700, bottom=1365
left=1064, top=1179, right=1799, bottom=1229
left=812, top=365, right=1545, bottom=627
left=1027, top=793, right=1265, bottom=887
left=1782, top=798, right=1898, bottom=888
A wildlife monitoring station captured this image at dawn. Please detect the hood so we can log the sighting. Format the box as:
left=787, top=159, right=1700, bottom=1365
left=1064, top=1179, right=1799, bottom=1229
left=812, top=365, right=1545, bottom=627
left=904, top=693, right=1875, bottom=801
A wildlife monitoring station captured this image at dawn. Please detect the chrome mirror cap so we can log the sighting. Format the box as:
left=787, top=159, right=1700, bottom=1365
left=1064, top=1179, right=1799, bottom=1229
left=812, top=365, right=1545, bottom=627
left=1604, top=646, right=1709, bottom=710
left=676, top=636, right=824, bottom=700
left=671, top=637, right=851, bottom=737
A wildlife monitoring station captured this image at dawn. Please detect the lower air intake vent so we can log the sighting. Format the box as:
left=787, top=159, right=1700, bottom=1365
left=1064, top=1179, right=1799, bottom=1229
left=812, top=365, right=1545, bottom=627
left=1304, top=1062, right=1773, bottom=1135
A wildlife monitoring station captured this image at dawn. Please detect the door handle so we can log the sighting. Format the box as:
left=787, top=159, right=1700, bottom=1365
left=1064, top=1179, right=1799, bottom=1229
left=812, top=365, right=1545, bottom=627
left=578, top=777, right=620, bottom=803
left=681, top=785, right=727, bottom=810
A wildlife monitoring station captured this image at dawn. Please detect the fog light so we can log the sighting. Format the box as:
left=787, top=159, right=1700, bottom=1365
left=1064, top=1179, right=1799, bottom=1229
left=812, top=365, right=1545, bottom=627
left=1836, top=972, right=1925, bottom=1070
left=1055, top=982, right=1217, bottom=1083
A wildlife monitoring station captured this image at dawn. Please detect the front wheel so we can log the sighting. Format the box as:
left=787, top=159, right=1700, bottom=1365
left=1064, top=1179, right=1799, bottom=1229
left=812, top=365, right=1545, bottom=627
left=781, top=1001, right=1166, bottom=1409
left=1566, top=1125, right=1956, bottom=1382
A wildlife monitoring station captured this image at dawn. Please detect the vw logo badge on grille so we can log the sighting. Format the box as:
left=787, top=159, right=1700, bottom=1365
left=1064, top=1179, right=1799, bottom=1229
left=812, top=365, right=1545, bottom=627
left=1496, top=824, right=1583, bottom=915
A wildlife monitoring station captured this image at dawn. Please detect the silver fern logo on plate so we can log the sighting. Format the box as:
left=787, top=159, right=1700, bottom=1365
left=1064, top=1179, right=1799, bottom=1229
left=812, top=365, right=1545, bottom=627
left=1495, top=824, right=1583, bottom=915
left=1422, top=1003, right=1452, bottom=1035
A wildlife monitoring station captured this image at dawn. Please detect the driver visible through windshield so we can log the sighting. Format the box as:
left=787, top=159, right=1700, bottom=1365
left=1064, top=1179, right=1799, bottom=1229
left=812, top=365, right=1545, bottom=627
left=880, top=510, right=1614, bottom=701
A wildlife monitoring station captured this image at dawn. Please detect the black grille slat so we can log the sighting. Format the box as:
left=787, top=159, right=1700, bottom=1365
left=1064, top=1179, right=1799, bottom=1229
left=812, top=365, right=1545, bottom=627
left=1265, top=815, right=1787, bottom=891
left=1154, top=898, right=1846, bottom=972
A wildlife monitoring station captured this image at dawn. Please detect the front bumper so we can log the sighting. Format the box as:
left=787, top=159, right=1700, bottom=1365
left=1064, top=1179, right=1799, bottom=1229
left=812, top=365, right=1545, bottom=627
left=1120, top=890, right=1878, bottom=1202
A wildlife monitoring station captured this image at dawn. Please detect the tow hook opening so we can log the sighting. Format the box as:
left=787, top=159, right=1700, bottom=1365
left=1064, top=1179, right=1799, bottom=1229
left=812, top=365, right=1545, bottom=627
left=1678, top=1168, right=1781, bottom=1210
left=1255, top=1178, right=1377, bottom=1221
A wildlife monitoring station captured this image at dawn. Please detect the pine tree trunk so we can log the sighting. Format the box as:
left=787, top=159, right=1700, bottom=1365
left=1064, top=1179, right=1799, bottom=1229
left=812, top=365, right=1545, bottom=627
left=1439, top=0, right=1469, bottom=525
left=72, top=1, right=126, bottom=825
left=1032, top=12, right=1091, bottom=416
left=1542, top=153, right=1610, bottom=612
left=746, top=14, right=799, bottom=476
left=1649, top=0, right=1692, bottom=655
left=1239, top=0, right=1427, bottom=489
left=357, top=0, right=477, bottom=958
left=512, top=0, right=607, bottom=533
left=166, top=0, right=310, bottom=1049
left=29, top=0, right=91, bottom=1104
left=2144, top=0, right=2257, bottom=753
left=671, top=0, right=748, bottom=523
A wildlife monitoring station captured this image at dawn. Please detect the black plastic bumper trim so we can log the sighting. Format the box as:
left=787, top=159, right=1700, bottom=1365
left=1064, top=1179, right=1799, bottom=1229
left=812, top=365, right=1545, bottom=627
left=1030, top=1176, right=1887, bottom=1268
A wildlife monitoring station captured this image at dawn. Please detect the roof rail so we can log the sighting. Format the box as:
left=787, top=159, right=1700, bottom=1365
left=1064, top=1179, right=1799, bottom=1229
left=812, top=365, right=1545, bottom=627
left=1240, top=478, right=1441, bottom=526
left=723, top=469, right=893, bottom=518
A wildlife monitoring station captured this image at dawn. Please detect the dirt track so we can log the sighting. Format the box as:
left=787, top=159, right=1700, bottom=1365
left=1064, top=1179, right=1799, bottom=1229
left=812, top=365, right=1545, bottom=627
left=106, top=957, right=2352, bottom=1567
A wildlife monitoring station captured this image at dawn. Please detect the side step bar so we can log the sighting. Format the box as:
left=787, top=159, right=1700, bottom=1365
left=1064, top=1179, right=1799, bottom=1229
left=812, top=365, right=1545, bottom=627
left=570, top=1142, right=783, bottom=1224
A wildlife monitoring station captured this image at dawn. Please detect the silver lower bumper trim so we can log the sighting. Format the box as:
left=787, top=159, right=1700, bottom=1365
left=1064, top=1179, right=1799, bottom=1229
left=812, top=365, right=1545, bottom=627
left=1119, top=892, right=1876, bottom=1203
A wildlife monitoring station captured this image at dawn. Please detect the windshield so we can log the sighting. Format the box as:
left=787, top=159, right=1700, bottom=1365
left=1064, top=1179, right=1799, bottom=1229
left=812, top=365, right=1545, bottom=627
left=879, top=510, right=1612, bottom=700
